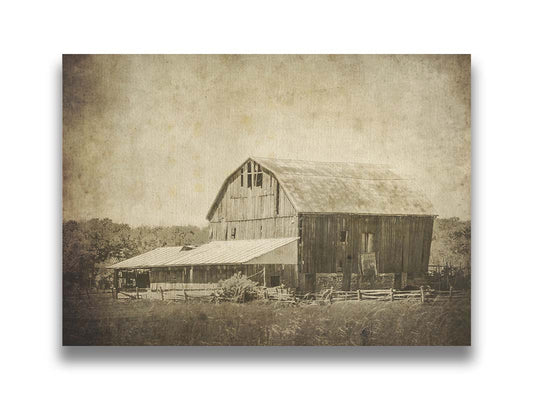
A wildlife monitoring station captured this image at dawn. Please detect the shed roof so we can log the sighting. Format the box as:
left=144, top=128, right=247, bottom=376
left=107, top=238, right=298, bottom=269
left=157, top=237, right=298, bottom=266
left=207, top=157, right=435, bottom=218
left=107, top=246, right=193, bottom=269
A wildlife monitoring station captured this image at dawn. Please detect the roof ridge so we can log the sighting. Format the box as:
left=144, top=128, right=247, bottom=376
left=274, top=173, right=407, bottom=181
left=209, top=237, right=299, bottom=243
left=252, top=156, right=391, bottom=168
left=206, top=156, right=434, bottom=220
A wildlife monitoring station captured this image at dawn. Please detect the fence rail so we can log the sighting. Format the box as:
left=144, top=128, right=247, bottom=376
left=113, top=286, right=216, bottom=301
left=261, top=286, right=470, bottom=304
left=108, top=285, right=469, bottom=304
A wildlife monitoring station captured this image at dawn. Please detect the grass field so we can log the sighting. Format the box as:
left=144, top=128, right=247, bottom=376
left=63, top=294, right=470, bottom=346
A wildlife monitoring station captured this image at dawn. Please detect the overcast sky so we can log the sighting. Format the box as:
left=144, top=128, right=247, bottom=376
left=63, top=54, right=470, bottom=226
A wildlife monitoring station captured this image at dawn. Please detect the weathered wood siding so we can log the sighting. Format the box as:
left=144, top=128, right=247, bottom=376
left=149, top=264, right=297, bottom=289
left=209, top=167, right=297, bottom=240
left=299, top=214, right=433, bottom=277
left=210, top=217, right=298, bottom=240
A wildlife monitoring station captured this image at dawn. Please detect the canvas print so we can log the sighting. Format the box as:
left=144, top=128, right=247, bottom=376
left=63, top=54, right=471, bottom=346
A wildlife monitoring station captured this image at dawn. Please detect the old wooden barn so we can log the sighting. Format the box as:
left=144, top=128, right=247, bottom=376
left=109, top=157, right=435, bottom=292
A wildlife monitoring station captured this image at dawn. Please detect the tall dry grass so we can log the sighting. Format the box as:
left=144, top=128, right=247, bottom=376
left=63, top=294, right=470, bottom=346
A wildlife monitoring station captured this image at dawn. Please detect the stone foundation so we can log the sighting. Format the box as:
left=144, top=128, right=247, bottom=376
left=315, top=273, right=395, bottom=291
left=403, top=275, right=428, bottom=289
left=315, top=273, right=344, bottom=291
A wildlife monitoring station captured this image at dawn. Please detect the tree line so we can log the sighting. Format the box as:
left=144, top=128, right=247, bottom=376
left=429, top=217, right=471, bottom=268
left=62, top=217, right=470, bottom=292
left=63, top=218, right=209, bottom=291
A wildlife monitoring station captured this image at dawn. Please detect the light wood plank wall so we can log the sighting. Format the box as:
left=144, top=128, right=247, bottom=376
left=209, top=165, right=297, bottom=240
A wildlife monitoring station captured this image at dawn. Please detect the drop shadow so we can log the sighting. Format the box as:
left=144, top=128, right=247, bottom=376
left=60, top=345, right=472, bottom=365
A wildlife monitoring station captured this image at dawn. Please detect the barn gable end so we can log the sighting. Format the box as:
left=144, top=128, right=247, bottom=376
left=207, top=158, right=298, bottom=241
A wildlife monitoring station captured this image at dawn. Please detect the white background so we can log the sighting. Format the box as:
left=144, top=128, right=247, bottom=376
left=1, top=0, right=532, bottom=399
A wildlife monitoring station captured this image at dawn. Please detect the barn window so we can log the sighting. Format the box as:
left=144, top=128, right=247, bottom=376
left=275, top=182, right=280, bottom=214
left=231, top=227, right=236, bottom=239
left=340, top=230, right=348, bottom=243
left=247, top=162, right=252, bottom=188
left=240, top=167, right=244, bottom=187
left=361, top=233, right=374, bottom=253
left=255, top=165, right=263, bottom=187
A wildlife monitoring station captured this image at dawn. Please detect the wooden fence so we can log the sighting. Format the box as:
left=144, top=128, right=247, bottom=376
left=111, top=285, right=469, bottom=305
left=427, top=264, right=471, bottom=290
left=318, top=287, right=468, bottom=303
left=113, top=287, right=215, bottom=302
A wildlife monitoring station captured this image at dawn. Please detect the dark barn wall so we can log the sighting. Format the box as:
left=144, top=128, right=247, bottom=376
left=149, top=264, right=297, bottom=288
left=299, top=214, right=434, bottom=278
left=209, top=166, right=297, bottom=240
left=150, top=265, right=264, bottom=285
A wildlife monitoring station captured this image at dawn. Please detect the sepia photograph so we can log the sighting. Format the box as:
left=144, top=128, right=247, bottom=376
left=62, top=54, right=471, bottom=346
left=8, top=1, right=533, bottom=398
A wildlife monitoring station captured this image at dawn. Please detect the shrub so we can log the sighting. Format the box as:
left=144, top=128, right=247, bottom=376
left=217, top=272, right=260, bottom=302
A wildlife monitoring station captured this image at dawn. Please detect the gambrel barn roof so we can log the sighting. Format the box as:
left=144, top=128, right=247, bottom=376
left=207, top=157, right=435, bottom=219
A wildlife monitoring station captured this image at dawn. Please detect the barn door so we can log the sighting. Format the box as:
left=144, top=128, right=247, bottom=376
left=304, top=273, right=315, bottom=293
left=341, top=261, right=351, bottom=291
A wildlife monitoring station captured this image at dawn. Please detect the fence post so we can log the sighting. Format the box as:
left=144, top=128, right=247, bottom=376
left=357, top=289, right=361, bottom=301
left=449, top=286, right=453, bottom=301
left=111, top=287, right=115, bottom=299
left=420, top=286, right=425, bottom=303
left=390, top=288, right=394, bottom=302
left=160, top=287, right=164, bottom=301
left=136, top=287, right=139, bottom=299
left=184, top=289, right=188, bottom=303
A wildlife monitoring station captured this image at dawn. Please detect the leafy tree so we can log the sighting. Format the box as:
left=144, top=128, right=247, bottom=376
left=430, top=218, right=471, bottom=268
left=450, top=224, right=471, bottom=268
left=63, top=218, right=209, bottom=292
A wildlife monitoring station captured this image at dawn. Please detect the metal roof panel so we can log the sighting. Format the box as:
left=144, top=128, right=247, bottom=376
left=163, top=237, right=299, bottom=266
left=107, top=246, right=190, bottom=269
left=106, top=239, right=299, bottom=269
